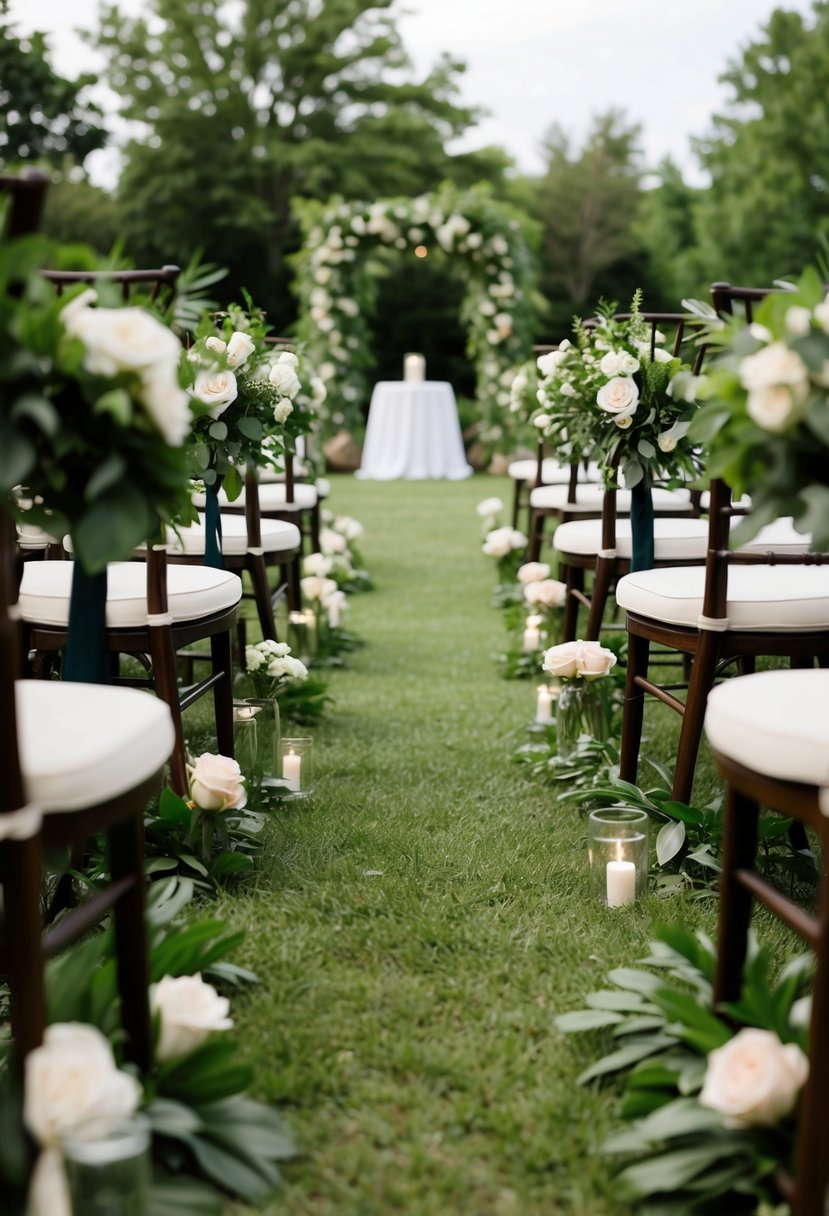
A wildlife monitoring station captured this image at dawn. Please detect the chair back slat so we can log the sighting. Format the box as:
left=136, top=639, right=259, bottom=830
left=0, top=168, right=49, bottom=238
left=0, top=516, right=25, bottom=816
left=41, top=265, right=181, bottom=305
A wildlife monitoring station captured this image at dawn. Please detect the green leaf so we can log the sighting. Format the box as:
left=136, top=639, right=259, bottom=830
left=150, top=1175, right=223, bottom=1215
left=187, top=1135, right=280, bottom=1201
left=554, top=1008, right=624, bottom=1033
left=10, top=392, right=61, bottom=436
left=586, top=990, right=652, bottom=1013
left=84, top=452, right=127, bottom=502
left=656, top=820, right=686, bottom=865
left=145, top=1097, right=205, bottom=1138
left=209, top=852, right=254, bottom=877
left=237, top=416, right=263, bottom=440
left=208, top=421, right=228, bottom=441
left=605, top=968, right=664, bottom=996
left=618, top=1140, right=744, bottom=1197
left=0, top=423, right=35, bottom=490
left=222, top=463, right=242, bottom=501
left=158, top=787, right=192, bottom=826
left=72, top=482, right=153, bottom=571
left=578, top=1034, right=675, bottom=1084
left=93, top=387, right=133, bottom=426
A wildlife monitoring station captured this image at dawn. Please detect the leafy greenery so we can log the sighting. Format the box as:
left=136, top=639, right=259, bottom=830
left=556, top=926, right=811, bottom=1214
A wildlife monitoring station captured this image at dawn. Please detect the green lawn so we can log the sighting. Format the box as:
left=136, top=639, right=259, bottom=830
left=209, top=473, right=793, bottom=1216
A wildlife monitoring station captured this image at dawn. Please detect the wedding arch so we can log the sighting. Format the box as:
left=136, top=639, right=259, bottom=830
left=292, top=184, right=536, bottom=444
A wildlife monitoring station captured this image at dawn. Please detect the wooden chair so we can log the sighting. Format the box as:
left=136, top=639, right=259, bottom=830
left=42, top=264, right=181, bottom=308
left=704, top=669, right=829, bottom=1216
left=0, top=167, right=49, bottom=238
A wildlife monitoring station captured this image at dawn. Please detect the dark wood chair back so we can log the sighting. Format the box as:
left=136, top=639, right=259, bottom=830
left=0, top=168, right=49, bottom=238
left=42, top=264, right=180, bottom=306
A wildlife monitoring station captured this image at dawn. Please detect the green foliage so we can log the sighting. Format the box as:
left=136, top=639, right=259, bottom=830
left=555, top=927, right=811, bottom=1213
left=0, top=6, right=105, bottom=167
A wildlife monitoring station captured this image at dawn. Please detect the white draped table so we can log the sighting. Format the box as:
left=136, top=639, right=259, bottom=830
left=356, top=381, right=473, bottom=481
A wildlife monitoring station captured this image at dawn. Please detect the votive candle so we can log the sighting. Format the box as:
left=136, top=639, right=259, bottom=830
left=282, top=748, right=302, bottom=792
left=535, top=684, right=554, bottom=724
left=606, top=842, right=636, bottom=907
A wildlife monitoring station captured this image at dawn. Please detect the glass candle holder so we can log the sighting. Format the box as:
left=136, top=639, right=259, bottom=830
left=279, top=737, right=313, bottom=798
left=63, top=1114, right=151, bottom=1216
left=588, top=808, right=649, bottom=907
left=234, top=698, right=281, bottom=802
left=288, top=609, right=317, bottom=660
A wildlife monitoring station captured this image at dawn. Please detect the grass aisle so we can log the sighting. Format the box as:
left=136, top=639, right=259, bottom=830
left=223, top=474, right=721, bottom=1216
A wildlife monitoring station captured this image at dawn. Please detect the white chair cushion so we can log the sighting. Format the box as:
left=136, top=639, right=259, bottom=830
left=530, top=484, right=693, bottom=514
left=315, top=477, right=330, bottom=498
left=705, top=669, right=829, bottom=787
left=17, top=524, right=59, bottom=551
left=193, top=482, right=318, bottom=512
left=554, top=517, right=710, bottom=561
left=552, top=516, right=811, bottom=562
left=17, top=679, right=175, bottom=812
left=616, top=564, right=829, bottom=632
left=507, top=458, right=601, bottom=484
left=18, top=562, right=242, bottom=629
left=700, top=491, right=751, bottom=510
left=169, top=514, right=301, bottom=557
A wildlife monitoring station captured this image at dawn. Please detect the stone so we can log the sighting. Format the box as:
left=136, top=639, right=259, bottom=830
left=324, top=430, right=362, bottom=472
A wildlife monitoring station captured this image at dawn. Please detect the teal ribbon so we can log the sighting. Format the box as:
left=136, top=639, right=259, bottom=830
left=62, top=564, right=110, bottom=684
left=204, top=480, right=224, bottom=570
left=630, top=473, right=655, bottom=572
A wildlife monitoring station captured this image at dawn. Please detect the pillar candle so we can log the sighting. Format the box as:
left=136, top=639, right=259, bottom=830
left=403, top=353, right=426, bottom=382
left=606, top=843, right=636, bottom=907
left=282, top=748, right=302, bottom=792
left=535, top=685, right=554, bottom=724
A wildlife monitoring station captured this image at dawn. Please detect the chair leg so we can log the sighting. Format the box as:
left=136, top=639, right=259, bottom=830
left=619, top=633, right=650, bottom=785
left=149, top=625, right=188, bottom=796
left=211, top=628, right=235, bottom=758
left=562, top=565, right=584, bottom=643
left=310, top=502, right=321, bottom=554
left=4, top=836, right=46, bottom=1072
left=793, top=857, right=829, bottom=1216
left=585, top=558, right=614, bottom=641
left=247, top=555, right=277, bottom=642
left=511, top=480, right=521, bottom=529
left=108, top=814, right=151, bottom=1073
left=528, top=510, right=543, bottom=563
left=287, top=554, right=302, bottom=613
left=672, top=630, right=722, bottom=803
left=712, top=785, right=759, bottom=1006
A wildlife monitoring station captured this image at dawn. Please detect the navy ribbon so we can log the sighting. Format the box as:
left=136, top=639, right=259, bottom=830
left=62, top=564, right=110, bottom=684
left=204, top=480, right=224, bottom=570
left=630, top=473, right=655, bottom=572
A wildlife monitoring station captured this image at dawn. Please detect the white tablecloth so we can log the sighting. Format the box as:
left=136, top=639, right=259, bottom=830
left=357, top=381, right=473, bottom=481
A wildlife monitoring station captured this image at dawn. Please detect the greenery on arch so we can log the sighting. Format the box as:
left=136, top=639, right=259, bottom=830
left=292, top=184, right=537, bottom=444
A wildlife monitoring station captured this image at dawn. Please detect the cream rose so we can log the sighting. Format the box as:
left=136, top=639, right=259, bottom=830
left=517, top=561, right=551, bottom=584
left=597, top=376, right=639, bottom=417
left=524, top=578, right=567, bottom=609
left=599, top=350, right=640, bottom=377
left=813, top=296, right=829, bottom=334
left=303, top=552, right=334, bottom=577
left=269, top=361, right=301, bottom=398
left=542, top=639, right=616, bottom=680
left=476, top=497, right=504, bottom=519
left=482, top=527, right=527, bottom=558
left=24, top=1023, right=141, bottom=1147
left=225, top=331, right=256, bottom=367
left=273, top=398, right=294, bottom=424
left=150, top=973, right=234, bottom=1063
left=205, top=336, right=227, bottom=356
left=192, top=368, right=238, bottom=419
left=141, top=367, right=192, bottom=447
left=739, top=342, right=809, bottom=393
left=63, top=303, right=181, bottom=378
left=188, top=752, right=246, bottom=812
left=699, top=1028, right=808, bottom=1128
left=537, top=350, right=567, bottom=376
left=746, top=385, right=800, bottom=432
left=334, top=515, right=364, bottom=541
left=542, top=640, right=579, bottom=679
left=301, top=575, right=338, bottom=602
left=320, top=526, right=348, bottom=555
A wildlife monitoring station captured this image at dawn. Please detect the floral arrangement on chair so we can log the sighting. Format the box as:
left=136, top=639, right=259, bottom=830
left=535, top=293, right=702, bottom=491
left=245, top=640, right=309, bottom=698
left=1, top=239, right=196, bottom=572
left=690, top=266, right=829, bottom=550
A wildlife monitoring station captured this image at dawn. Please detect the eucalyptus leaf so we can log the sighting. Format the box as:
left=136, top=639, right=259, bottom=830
left=208, top=420, right=228, bottom=441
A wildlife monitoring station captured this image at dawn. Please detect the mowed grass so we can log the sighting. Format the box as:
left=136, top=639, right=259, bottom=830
left=204, top=474, right=795, bottom=1216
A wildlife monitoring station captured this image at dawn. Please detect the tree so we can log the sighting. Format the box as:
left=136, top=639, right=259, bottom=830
left=532, top=110, right=653, bottom=335
left=633, top=158, right=710, bottom=307
left=0, top=3, right=105, bottom=167
left=693, top=1, right=829, bottom=282
left=90, top=0, right=494, bottom=322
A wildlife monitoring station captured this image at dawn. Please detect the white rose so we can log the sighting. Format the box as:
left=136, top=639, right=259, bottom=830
left=301, top=575, right=338, bottom=602
left=334, top=514, right=364, bottom=540
left=24, top=1023, right=141, bottom=1147
left=320, top=526, right=348, bottom=554
left=245, top=645, right=265, bottom=671
left=560, top=382, right=577, bottom=398
left=269, top=654, right=308, bottom=682
left=338, top=297, right=359, bottom=317
left=739, top=342, right=809, bottom=393
left=596, top=376, right=639, bottom=416
left=141, top=366, right=192, bottom=446
left=699, top=1028, right=808, bottom=1128
left=479, top=299, right=497, bottom=317
left=205, top=336, right=227, bottom=356
left=600, top=350, right=640, bottom=377
left=542, top=640, right=579, bottom=680
left=517, top=561, right=551, bottom=584
left=534, top=413, right=552, bottom=430
left=273, top=398, right=294, bottom=424
left=537, top=350, right=567, bottom=376
left=476, top=497, right=504, bottom=519
left=60, top=287, right=98, bottom=327
left=192, top=368, right=238, bottom=419
left=150, top=974, right=234, bottom=1063
left=277, top=351, right=299, bottom=368
left=482, top=527, right=527, bottom=558
left=269, top=362, right=301, bottom=399
left=225, top=331, right=256, bottom=367
left=303, top=552, right=334, bottom=577
left=188, top=752, right=247, bottom=812
left=813, top=296, right=829, bottom=334
left=524, top=578, right=567, bottom=609
left=746, top=385, right=800, bottom=432
left=574, top=640, right=617, bottom=679
left=64, top=304, right=182, bottom=379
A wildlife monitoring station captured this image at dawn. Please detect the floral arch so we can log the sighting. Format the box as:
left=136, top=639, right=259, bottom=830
left=292, top=185, right=536, bottom=445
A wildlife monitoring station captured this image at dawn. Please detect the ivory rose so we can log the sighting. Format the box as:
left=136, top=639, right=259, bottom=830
left=192, top=368, right=238, bottom=419
left=476, top=497, right=504, bottom=520
left=150, top=973, right=234, bottom=1062
left=301, top=575, right=338, bottom=603
left=63, top=302, right=181, bottom=378
left=746, top=385, right=801, bottom=432
left=333, top=515, right=364, bottom=541
left=537, top=350, right=568, bottom=376
left=141, top=367, right=193, bottom=447
left=599, top=350, right=640, bottom=377
left=517, top=561, right=551, bottom=584
left=699, top=1028, right=808, bottom=1128
left=542, top=640, right=617, bottom=680
left=739, top=342, right=809, bottom=394
left=303, top=552, right=334, bottom=577
left=273, top=398, right=294, bottom=424
left=269, top=361, right=301, bottom=398
left=596, top=376, right=639, bottom=417
left=482, top=527, right=527, bottom=558
left=205, top=336, right=227, bottom=355
left=24, top=1023, right=141, bottom=1147
left=524, top=578, right=567, bottom=609
left=188, top=753, right=247, bottom=812
left=320, top=527, right=348, bottom=555
left=225, top=331, right=256, bottom=367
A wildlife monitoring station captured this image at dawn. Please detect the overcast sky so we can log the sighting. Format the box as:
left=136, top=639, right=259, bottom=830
left=6, top=0, right=818, bottom=186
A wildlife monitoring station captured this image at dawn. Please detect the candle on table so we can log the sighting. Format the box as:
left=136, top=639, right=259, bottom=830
left=403, top=353, right=426, bottom=383
left=328, top=599, right=341, bottom=629
left=535, top=685, right=554, bottom=724
left=606, top=841, right=636, bottom=907
left=523, top=614, right=543, bottom=652
left=282, top=747, right=302, bottom=792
